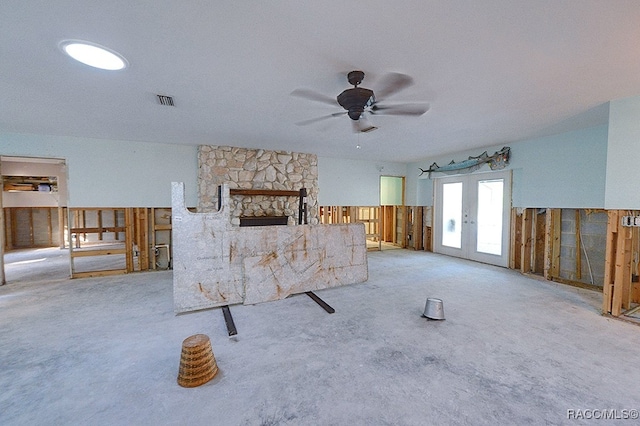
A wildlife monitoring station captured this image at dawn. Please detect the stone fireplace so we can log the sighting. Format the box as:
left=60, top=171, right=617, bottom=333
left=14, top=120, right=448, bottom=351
left=198, top=145, right=319, bottom=225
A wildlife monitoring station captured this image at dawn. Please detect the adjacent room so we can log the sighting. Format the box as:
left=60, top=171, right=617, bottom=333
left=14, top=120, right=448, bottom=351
left=3, top=2, right=640, bottom=424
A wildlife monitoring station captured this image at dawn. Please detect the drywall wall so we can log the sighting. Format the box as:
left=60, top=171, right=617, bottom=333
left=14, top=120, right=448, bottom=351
left=414, top=179, right=432, bottom=206
left=3, top=124, right=609, bottom=211
left=3, top=133, right=407, bottom=209
left=512, top=126, right=607, bottom=208
left=606, top=97, right=640, bottom=209
left=317, top=157, right=407, bottom=206
left=406, top=125, right=608, bottom=208
left=1, top=132, right=198, bottom=207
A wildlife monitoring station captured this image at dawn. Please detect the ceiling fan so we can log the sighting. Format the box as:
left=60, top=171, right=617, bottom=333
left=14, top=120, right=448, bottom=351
left=291, top=70, right=429, bottom=133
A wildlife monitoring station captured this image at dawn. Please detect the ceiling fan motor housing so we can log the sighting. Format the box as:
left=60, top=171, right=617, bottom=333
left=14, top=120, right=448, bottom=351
left=347, top=70, right=365, bottom=86
left=337, top=87, right=374, bottom=120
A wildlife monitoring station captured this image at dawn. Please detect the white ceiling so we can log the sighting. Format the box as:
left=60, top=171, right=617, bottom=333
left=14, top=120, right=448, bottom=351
left=2, top=1, right=640, bottom=163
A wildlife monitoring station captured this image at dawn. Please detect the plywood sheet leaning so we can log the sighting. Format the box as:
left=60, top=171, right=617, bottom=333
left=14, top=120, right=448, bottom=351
left=172, top=182, right=368, bottom=313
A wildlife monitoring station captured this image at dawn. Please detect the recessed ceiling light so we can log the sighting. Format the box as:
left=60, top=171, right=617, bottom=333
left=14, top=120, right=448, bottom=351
left=60, top=40, right=127, bottom=70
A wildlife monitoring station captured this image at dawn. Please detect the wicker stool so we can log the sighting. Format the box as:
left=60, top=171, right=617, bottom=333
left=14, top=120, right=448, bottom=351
left=177, top=334, right=219, bottom=387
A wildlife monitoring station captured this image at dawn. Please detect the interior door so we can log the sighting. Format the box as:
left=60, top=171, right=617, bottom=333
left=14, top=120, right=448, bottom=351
left=434, top=170, right=511, bottom=267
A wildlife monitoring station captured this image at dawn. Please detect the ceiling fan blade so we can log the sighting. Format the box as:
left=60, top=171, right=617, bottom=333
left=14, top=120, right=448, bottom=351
left=290, top=89, right=339, bottom=106
left=370, top=103, right=430, bottom=116
left=374, top=73, right=414, bottom=100
left=295, top=111, right=346, bottom=126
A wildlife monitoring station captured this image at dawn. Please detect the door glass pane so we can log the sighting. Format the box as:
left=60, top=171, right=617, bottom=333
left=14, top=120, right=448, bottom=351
left=476, top=179, right=503, bottom=255
left=441, top=182, right=462, bottom=248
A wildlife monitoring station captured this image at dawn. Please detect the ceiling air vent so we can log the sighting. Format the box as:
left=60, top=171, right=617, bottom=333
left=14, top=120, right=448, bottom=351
left=157, top=94, right=175, bottom=106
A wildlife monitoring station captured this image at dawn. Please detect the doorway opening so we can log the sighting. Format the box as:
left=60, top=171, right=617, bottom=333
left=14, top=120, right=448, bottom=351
left=2, top=154, right=173, bottom=285
left=379, top=175, right=405, bottom=251
left=1, top=156, right=69, bottom=284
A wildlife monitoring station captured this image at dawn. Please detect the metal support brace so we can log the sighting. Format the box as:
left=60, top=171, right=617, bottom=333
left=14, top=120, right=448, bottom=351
left=305, top=291, right=335, bottom=314
left=222, top=305, right=238, bottom=336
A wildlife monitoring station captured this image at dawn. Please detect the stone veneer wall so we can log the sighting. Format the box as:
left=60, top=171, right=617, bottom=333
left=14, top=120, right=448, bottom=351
left=198, top=145, right=319, bottom=225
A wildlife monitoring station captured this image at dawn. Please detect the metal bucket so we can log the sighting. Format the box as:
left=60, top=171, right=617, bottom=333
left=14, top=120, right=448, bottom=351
left=423, top=298, right=445, bottom=320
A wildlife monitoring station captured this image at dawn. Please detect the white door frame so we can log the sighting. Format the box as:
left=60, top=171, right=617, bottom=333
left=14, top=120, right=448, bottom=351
left=433, top=170, right=512, bottom=267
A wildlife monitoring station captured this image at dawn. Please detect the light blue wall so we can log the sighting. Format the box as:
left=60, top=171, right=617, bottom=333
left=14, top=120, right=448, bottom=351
left=513, top=126, right=607, bottom=208
left=1, top=132, right=198, bottom=207
left=2, top=132, right=408, bottom=209
left=317, top=157, right=406, bottom=206
left=406, top=125, right=608, bottom=208
left=3, top=123, right=612, bottom=210
left=606, top=97, right=640, bottom=209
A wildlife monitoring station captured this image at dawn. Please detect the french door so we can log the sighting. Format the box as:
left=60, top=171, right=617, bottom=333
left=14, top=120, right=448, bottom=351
left=434, top=170, right=511, bottom=267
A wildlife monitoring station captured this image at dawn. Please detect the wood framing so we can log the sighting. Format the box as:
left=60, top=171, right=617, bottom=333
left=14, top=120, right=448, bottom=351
left=509, top=208, right=521, bottom=269
left=151, top=207, right=172, bottom=270
left=575, top=210, right=581, bottom=280
left=319, top=206, right=351, bottom=225
left=633, top=226, right=640, bottom=305
left=358, top=206, right=380, bottom=247
left=151, top=207, right=157, bottom=269
left=600, top=210, right=637, bottom=317
left=520, top=208, right=533, bottom=273
left=396, top=206, right=405, bottom=247
left=72, top=269, right=127, bottom=279
left=71, top=247, right=126, bottom=257
left=68, top=208, right=127, bottom=278
left=65, top=208, right=127, bottom=277
left=381, top=205, right=393, bottom=242
left=602, top=211, right=617, bottom=314
left=543, top=209, right=561, bottom=280
left=2, top=205, right=172, bottom=279
left=408, top=206, right=424, bottom=250
left=612, top=220, right=632, bottom=316
left=632, top=280, right=640, bottom=305
left=3, top=207, right=59, bottom=249
left=534, top=210, right=546, bottom=273
left=114, top=209, right=120, bottom=241
left=97, top=210, right=103, bottom=241
left=0, top=182, right=4, bottom=285
left=134, top=208, right=149, bottom=271
left=124, top=208, right=134, bottom=272
left=58, top=207, right=65, bottom=248
left=423, top=207, right=433, bottom=252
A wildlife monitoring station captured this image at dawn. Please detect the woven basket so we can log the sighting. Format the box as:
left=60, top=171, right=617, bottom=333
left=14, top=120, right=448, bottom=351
left=177, top=334, right=219, bottom=387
